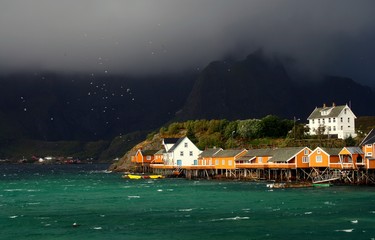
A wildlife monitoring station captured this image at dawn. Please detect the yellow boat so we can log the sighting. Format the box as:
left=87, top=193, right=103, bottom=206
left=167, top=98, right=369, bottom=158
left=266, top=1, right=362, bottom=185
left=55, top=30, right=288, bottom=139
left=148, top=175, right=164, bottom=179
left=122, top=174, right=164, bottom=179
left=125, top=174, right=142, bottom=179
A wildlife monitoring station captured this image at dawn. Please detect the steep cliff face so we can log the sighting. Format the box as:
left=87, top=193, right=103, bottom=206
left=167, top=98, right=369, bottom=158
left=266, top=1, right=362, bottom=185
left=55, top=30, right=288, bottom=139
left=178, top=51, right=297, bottom=120
left=109, top=134, right=164, bottom=172
left=177, top=51, right=375, bottom=121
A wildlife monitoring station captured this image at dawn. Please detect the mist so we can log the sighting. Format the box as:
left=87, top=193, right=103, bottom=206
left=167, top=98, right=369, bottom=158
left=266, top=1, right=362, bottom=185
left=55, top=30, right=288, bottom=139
left=0, top=0, right=374, bottom=84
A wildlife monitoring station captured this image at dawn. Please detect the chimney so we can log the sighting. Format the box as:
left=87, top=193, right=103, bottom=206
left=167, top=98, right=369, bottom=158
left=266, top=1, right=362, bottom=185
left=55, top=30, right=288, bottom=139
left=332, top=102, right=336, bottom=107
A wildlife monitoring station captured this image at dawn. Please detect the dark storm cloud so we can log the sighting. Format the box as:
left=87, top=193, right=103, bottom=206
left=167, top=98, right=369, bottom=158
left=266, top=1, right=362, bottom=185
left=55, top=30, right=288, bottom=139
left=0, top=0, right=374, bottom=84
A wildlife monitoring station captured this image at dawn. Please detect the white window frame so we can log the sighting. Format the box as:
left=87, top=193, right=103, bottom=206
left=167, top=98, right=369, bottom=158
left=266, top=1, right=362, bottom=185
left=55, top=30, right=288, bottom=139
left=302, top=156, right=309, bottom=163
left=184, top=142, right=188, bottom=148
left=316, top=155, right=322, bottom=163
left=259, top=157, right=263, bottom=163
left=146, top=156, right=151, bottom=160
left=189, top=151, right=193, bottom=156
left=180, top=151, right=184, bottom=156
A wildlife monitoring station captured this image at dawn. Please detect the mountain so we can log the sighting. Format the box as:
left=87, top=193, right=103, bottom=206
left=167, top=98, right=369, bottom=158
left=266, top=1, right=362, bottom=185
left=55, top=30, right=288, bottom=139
left=0, top=72, right=196, bottom=142
left=1, top=50, right=375, bottom=161
left=176, top=50, right=375, bottom=121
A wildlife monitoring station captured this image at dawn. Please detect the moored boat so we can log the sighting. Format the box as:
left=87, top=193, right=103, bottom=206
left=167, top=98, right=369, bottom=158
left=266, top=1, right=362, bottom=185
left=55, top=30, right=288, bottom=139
left=122, top=174, right=164, bottom=179
left=312, top=183, right=332, bottom=187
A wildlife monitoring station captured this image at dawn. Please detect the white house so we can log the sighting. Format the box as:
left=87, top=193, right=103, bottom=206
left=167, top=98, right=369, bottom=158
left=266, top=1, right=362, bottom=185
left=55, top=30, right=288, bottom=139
left=162, top=137, right=202, bottom=166
left=307, top=103, right=356, bottom=139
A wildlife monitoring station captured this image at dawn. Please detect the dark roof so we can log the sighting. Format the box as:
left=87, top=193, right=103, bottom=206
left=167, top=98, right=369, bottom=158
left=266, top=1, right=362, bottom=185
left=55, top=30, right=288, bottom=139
left=163, top=138, right=180, bottom=144
left=244, top=148, right=274, bottom=157
left=155, top=149, right=165, bottom=155
left=307, top=104, right=348, bottom=120
left=359, top=129, right=375, bottom=146
left=141, top=150, right=159, bottom=156
left=268, top=147, right=306, bottom=163
left=199, top=148, right=223, bottom=157
left=320, top=147, right=341, bottom=156
left=213, top=149, right=246, bottom=158
left=167, top=137, right=185, bottom=153
left=344, top=147, right=364, bottom=155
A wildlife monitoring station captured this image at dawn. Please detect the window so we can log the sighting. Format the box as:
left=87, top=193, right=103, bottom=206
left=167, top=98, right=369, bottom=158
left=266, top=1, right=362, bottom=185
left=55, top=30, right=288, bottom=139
left=348, top=118, right=350, bottom=123
left=341, top=126, right=343, bottom=130
left=228, top=160, right=232, bottom=166
left=184, top=142, right=188, bottom=148
left=259, top=157, right=263, bottom=163
left=189, top=151, right=193, bottom=156
left=344, top=109, right=347, bottom=114
left=328, top=118, right=331, bottom=123
left=215, top=159, right=219, bottom=165
left=333, top=118, right=336, bottom=123
left=333, top=126, right=336, bottom=131
left=209, top=160, right=212, bottom=165
left=302, top=156, right=309, bottom=163
left=318, top=119, right=320, bottom=124
left=328, top=126, right=331, bottom=131
left=340, top=117, right=343, bottom=122
left=322, top=119, right=325, bottom=124
left=317, top=149, right=321, bottom=154
left=180, top=151, right=184, bottom=156
left=316, top=155, right=322, bottom=163
left=146, top=156, right=151, bottom=160
left=304, top=149, right=309, bottom=155
left=367, top=144, right=372, bottom=148
left=366, top=152, right=372, bottom=156
left=222, top=160, right=225, bottom=165
left=312, top=119, right=314, bottom=124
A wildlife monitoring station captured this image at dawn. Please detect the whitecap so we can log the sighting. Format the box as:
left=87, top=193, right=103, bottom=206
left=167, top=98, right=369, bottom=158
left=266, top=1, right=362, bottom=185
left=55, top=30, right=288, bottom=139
left=26, top=202, right=41, bottom=205
left=4, top=189, right=24, bottom=192
left=166, top=189, right=174, bottom=191
left=350, top=220, right=358, bottom=224
left=44, top=223, right=51, bottom=227
left=211, top=216, right=249, bottom=221
left=304, top=212, right=313, bottom=215
left=178, top=209, right=193, bottom=212
left=93, top=227, right=102, bottom=230
left=9, top=215, right=18, bottom=219
left=335, top=229, right=354, bottom=233
left=157, top=189, right=163, bottom=192
left=100, top=215, right=105, bottom=217
left=128, top=195, right=140, bottom=199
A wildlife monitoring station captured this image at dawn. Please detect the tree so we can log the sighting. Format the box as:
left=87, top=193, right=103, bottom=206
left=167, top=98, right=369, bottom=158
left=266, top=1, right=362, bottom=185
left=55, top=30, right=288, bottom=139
left=344, top=135, right=356, bottom=146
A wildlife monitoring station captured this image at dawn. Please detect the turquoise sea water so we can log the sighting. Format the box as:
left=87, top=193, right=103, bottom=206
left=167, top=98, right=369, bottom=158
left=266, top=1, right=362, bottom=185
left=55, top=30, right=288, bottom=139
left=1, top=164, right=375, bottom=240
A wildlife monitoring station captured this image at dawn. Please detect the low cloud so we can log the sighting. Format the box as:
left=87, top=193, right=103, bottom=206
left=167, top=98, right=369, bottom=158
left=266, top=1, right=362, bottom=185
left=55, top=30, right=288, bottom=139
left=0, top=0, right=374, bottom=84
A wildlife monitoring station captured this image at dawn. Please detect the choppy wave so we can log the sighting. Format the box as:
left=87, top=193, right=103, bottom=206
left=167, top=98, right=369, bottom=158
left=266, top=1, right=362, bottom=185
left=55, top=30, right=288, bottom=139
left=335, top=229, right=354, bottom=233
left=210, top=216, right=250, bottom=221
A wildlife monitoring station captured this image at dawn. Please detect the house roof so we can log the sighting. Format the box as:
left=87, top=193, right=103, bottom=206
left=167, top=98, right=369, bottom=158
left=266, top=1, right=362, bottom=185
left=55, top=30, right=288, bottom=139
left=307, top=104, right=350, bottom=120
left=163, top=138, right=180, bottom=144
left=343, top=147, right=364, bottom=155
left=167, top=137, right=185, bottom=153
left=244, top=148, right=274, bottom=158
left=155, top=149, right=165, bottom=155
left=359, top=129, right=375, bottom=146
left=213, top=149, right=246, bottom=158
left=268, top=147, right=306, bottom=163
left=199, top=148, right=223, bottom=157
left=319, top=147, right=342, bottom=156
left=141, top=150, right=159, bottom=156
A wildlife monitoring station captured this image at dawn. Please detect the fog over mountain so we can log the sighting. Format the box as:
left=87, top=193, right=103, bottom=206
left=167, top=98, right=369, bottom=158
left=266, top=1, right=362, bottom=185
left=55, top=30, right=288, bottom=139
left=0, top=1, right=374, bottom=86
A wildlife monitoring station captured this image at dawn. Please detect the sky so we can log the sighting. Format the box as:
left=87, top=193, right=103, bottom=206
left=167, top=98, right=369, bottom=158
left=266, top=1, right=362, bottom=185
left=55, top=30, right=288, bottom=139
left=0, top=0, right=374, bottom=85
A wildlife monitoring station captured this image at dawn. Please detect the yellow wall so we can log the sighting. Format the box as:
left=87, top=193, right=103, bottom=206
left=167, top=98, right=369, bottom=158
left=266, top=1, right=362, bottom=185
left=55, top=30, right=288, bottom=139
left=296, top=148, right=311, bottom=168
left=309, top=149, right=329, bottom=167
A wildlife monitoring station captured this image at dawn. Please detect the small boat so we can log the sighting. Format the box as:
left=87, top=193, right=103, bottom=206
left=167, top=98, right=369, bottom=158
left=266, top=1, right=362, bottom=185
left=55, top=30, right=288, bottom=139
left=312, top=183, right=332, bottom=187
left=149, top=175, right=164, bottom=179
left=126, top=174, right=142, bottom=179
left=122, top=174, right=164, bottom=179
